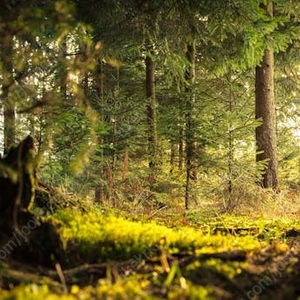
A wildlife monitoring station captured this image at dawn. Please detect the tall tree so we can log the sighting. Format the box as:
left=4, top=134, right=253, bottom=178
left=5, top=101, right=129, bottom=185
left=184, top=40, right=196, bottom=210
left=255, top=1, right=279, bottom=190
left=0, top=33, right=15, bottom=153
left=146, top=53, right=158, bottom=170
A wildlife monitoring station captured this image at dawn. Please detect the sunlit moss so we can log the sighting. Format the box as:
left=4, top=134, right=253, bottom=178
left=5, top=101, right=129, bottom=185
left=52, top=209, right=267, bottom=263
left=0, top=284, right=75, bottom=300
left=167, top=283, right=215, bottom=300
left=2, top=207, right=299, bottom=299
left=203, top=259, right=246, bottom=279
left=95, top=276, right=151, bottom=299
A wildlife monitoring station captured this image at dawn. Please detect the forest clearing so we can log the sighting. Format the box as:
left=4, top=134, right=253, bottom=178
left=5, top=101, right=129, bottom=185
left=1, top=0, right=300, bottom=299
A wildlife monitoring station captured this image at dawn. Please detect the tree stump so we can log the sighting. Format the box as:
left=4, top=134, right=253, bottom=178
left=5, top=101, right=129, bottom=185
left=0, top=136, right=65, bottom=266
left=0, top=135, right=35, bottom=232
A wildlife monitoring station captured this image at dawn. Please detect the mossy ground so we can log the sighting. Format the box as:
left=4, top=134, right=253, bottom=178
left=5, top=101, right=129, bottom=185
left=1, top=198, right=300, bottom=299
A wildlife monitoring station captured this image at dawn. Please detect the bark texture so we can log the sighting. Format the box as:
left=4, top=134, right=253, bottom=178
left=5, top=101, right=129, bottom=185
left=255, top=49, right=279, bottom=190
left=255, top=1, right=278, bottom=190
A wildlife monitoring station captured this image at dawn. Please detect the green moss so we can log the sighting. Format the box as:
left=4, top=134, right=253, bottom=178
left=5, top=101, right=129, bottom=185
left=53, top=209, right=266, bottom=262
left=0, top=284, right=75, bottom=300
left=2, top=207, right=299, bottom=299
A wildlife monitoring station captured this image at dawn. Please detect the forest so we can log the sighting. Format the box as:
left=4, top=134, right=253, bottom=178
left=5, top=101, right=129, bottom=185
left=1, top=0, right=300, bottom=299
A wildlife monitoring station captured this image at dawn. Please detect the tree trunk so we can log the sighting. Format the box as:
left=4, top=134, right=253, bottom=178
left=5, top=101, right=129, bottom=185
left=185, top=41, right=196, bottom=210
left=255, top=1, right=279, bottom=190
left=94, top=59, right=105, bottom=203
left=59, top=39, right=68, bottom=99
left=170, top=140, right=176, bottom=173
left=227, top=72, right=234, bottom=210
left=178, top=125, right=184, bottom=170
left=122, top=149, right=129, bottom=181
left=112, top=67, right=120, bottom=173
left=145, top=54, right=158, bottom=170
left=1, top=34, right=15, bottom=154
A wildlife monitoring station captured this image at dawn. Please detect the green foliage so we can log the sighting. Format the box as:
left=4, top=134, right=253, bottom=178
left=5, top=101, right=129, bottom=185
left=2, top=0, right=300, bottom=204
left=40, top=106, right=98, bottom=189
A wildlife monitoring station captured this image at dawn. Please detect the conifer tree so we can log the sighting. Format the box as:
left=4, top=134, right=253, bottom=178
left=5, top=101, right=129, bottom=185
left=184, top=41, right=196, bottom=209
left=255, top=1, right=278, bottom=190
left=255, top=0, right=300, bottom=190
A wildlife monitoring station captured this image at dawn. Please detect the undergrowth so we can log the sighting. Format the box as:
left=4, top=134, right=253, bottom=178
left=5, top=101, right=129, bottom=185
left=2, top=194, right=300, bottom=299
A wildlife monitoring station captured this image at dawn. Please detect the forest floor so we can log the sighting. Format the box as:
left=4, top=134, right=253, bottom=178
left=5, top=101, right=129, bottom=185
left=1, top=193, right=300, bottom=299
